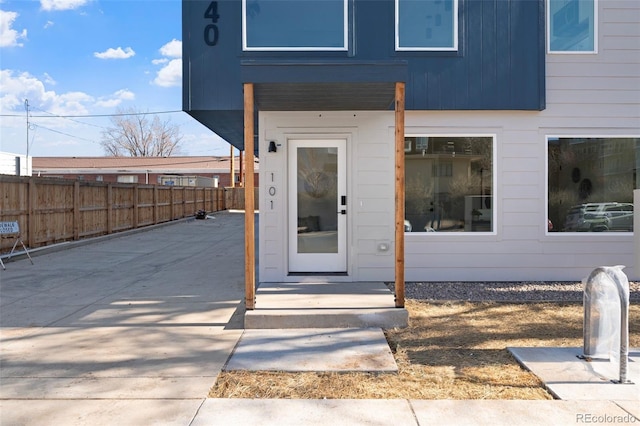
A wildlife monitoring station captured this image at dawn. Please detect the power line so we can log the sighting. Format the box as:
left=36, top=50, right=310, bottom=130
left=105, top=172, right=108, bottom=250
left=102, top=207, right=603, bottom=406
left=30, top=106, right=107, bottom=129
left=0, top=110, right=184, bottom=118
left=31, top=123, right=98, bottom=144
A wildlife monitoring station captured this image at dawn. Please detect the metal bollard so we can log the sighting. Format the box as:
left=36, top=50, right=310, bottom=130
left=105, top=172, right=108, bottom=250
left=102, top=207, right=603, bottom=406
left=582, top=265, right=632, bottom=384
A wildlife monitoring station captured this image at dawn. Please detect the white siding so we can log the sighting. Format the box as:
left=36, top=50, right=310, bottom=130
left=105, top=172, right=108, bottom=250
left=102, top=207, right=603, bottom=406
left=258, top=111, right=395, bottom=282
left=257, top=1, right=639, bottom=283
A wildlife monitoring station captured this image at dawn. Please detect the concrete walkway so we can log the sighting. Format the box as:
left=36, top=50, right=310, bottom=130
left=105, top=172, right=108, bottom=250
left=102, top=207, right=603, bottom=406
left=1, top=211, right=638, bottom=425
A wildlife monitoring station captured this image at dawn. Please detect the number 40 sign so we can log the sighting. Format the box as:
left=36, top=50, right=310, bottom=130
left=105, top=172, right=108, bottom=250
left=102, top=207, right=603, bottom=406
left=204, top=1, right=220, bottom=46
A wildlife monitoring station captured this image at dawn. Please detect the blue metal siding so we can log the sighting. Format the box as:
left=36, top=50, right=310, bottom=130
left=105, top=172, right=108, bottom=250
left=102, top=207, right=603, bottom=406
left=183, top=0, right=545, bottom=145
left=183, top=0, right=244, bottom=111
left=401, top=0, right=544, bottom=110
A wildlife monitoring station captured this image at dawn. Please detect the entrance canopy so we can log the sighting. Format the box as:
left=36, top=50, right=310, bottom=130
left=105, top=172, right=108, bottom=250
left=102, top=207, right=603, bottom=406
left=187, top=61, right=407, bottom=153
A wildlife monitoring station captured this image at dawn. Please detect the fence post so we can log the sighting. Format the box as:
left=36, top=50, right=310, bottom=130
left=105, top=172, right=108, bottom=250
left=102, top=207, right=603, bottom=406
left=183, top=187, right=187, bottom=218
left=133, top=185, right=139, bottom=228
left=107, top=184, right=113, bottom=234
left=73, top=180, right=80, bottom=240
left=153, top=185, right=159, bottom=224
left=170, top=186, right=175, bottom=219
left=28, top=178, right=36, bottom=248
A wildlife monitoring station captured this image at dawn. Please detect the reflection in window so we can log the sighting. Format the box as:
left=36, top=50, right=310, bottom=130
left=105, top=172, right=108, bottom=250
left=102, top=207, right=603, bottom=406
left=405, top=136, right=493, bottom=233
left=297, top=147, right=338, bottom=253
left=548, top=137, right=639, bottom=232
left=396, top=0, right=457, bottom=50
left=548, top=0, right=596, bottom=52
left=243, top=0, right=347, bottom=50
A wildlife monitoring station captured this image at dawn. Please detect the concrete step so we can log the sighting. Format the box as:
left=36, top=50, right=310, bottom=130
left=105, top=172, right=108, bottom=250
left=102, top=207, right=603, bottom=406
left=225, top=328, right=398, bottom=372
left=244, top=281, right=409, bottom=329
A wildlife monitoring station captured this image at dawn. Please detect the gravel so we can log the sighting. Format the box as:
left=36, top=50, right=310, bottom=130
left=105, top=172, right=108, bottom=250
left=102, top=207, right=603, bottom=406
left=386, top=281, right=640, bottom=303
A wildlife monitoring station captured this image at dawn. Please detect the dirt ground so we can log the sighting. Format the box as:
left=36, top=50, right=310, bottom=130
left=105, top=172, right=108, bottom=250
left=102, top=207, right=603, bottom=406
left=210, top=301, right=640, bottom=400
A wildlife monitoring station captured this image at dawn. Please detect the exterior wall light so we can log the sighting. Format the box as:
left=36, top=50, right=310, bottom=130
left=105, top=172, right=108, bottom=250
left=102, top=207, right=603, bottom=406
left=268, top=141, right=277, bottom=152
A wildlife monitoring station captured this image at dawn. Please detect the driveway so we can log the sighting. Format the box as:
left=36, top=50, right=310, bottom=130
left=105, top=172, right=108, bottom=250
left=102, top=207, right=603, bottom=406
left=1, top=212, right=246, bottom=425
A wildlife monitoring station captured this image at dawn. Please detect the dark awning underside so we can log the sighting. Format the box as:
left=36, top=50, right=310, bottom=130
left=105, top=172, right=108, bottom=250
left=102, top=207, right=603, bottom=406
left=253, top=82, right=397, bottom=111
left=188, top=60, right=407, bottom=153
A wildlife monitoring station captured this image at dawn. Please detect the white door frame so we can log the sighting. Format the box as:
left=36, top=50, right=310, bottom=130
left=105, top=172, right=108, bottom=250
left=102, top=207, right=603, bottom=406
left=288, top=138, right=347, bottom=273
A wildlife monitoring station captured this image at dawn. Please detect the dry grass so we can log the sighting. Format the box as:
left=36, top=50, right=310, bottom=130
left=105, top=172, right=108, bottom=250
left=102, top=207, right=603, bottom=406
left=210, top=301, right=640, bottom=400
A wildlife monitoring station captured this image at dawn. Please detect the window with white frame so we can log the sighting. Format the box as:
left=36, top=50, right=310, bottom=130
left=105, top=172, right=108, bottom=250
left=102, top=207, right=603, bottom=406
left=548, top=0, right=597, bottom=53
left=243, top=0, right=348, bottom=51
left=405, top=136, right=494, bottom=233
left=547, top=137, right=639, bottom=233
left=117, top=175, right=138, bottom=183
left=396, top=0, right=458, bottom=51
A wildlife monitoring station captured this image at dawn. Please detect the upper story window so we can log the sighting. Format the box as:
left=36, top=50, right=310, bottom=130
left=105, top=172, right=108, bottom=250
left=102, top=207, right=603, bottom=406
left=548, top=0, right=597, bottom=53
left=243, top=0, right=348, bottom=51
left=396, top=0, right=458, bottom=51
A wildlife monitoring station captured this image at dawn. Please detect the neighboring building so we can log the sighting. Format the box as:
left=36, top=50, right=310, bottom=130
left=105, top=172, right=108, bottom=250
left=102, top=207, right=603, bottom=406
left=182, top=0, right=639, bottom=282
left=32, top=156, right=259, bottom=187
left=0, top=152, right=31, bottom=176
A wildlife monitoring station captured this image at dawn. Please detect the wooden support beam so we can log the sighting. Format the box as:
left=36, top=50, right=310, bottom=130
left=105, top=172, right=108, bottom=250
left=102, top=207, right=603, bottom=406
left=239, top=150, right=244, bottom=187
left=244, top=83, right=256, bottom=310
left=395, top=82, right=406, bottom=308
left=230, top=145, right=235, bottom=188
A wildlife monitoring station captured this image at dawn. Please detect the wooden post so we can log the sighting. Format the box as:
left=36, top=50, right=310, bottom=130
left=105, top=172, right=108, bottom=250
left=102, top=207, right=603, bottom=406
left=73, top=180, right=80, bottom=240
left=230, top=145, right=235, bottom=188
left=107, top=184, right=113, bottom=234
left=395, top=82, right=406, bottom=308
left=170, top=186, right=175, bottom=219
left=239, top=150, right=244, bottom=187
left=244, top=83, right=256, bottom=310
left=153, top=185, right=159, bottom=224
left=133, top=185, right=139, bottom=228
left=28, top=178, right=36, bottom=248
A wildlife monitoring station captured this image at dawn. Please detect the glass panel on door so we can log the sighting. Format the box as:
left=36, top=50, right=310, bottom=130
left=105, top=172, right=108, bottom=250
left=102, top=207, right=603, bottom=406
left=297, top=147, right=339, bottom=254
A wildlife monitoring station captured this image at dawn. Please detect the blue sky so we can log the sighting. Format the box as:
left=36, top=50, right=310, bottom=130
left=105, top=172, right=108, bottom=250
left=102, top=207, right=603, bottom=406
left=0, top=0, right=230, bottom=157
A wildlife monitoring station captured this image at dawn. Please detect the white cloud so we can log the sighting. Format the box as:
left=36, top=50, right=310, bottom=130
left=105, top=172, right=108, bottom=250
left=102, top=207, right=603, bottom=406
left=95, top=89, right=135, bottom=108
left=94, top=46, right=135, bottom=60
left=43, top=72, right=56, bottom=85
left=0, top=10, right=27, bottom=48
left=152, top=39, right=182, bottom=88
left=40, top=0, right=89, bottom=11
left=44, top=20, right=54, bottom=29
left=153, top=58, right=181, bottom=88
left=0, top=69, right=93, bottom=116
left=114, top=89, right=135, bottom=101
left=159, top=39, right=181, bottom=58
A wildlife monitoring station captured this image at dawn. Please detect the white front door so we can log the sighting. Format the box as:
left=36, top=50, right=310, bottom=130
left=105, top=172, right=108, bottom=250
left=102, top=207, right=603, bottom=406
left=288, top=139, right=347, bottom=273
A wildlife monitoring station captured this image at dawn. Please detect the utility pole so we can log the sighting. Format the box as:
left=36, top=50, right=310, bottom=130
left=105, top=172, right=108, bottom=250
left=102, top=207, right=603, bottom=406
left=24, top=99, right=30, bottom=176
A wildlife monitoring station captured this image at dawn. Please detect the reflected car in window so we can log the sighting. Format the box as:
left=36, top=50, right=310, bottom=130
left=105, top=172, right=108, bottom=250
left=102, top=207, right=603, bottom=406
left=563, top=202, right=633, bottom=232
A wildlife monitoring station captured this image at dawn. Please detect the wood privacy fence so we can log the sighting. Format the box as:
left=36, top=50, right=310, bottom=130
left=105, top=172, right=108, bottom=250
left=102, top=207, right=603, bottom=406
left=0, top=175, right=256, bottom=253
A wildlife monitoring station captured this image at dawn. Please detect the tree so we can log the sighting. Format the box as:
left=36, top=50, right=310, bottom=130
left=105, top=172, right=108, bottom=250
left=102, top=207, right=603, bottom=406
left=101, top=108, right=183, bottom=157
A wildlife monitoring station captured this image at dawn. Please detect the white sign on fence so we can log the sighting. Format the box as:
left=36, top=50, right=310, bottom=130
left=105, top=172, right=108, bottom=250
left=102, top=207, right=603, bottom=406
left=0, top=221, right=20, bottom=235
left=0, top=221, right=33, bottom=270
